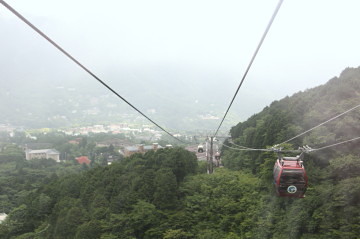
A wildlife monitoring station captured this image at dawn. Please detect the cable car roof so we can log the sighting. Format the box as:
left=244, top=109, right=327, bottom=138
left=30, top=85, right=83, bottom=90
left=277, top=159, right=303, bottom=168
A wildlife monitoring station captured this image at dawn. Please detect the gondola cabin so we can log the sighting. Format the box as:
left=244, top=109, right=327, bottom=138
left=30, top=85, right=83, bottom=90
left=197, top=144, right=204, bottom=153
left=273, top=153, right=308, bottom=198
left=215, top=152, right=220, bottom=160
left=214, top=151, right=221, bottom=167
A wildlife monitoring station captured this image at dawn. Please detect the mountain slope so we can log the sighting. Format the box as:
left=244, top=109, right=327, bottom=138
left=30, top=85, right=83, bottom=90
left=221, top=66, right=360, bottom=238
left=1, top=67, right=360, bottom=239
left=229, top=66, right=360, bottom=151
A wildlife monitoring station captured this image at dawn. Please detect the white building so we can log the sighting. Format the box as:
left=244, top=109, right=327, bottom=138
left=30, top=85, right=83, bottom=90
left=0, top=213, right=7, bottom=223
left=25, top=149, right=60, bottom=162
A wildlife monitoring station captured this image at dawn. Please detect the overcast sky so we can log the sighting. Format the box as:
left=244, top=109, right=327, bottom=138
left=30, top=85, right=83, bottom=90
left=1, top=0, right=360, bottom=125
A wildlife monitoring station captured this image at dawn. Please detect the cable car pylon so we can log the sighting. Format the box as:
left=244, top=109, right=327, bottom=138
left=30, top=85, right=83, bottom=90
left=208, top=136, right=214, bottom=174
left=207, top=136, right=227, bottom=174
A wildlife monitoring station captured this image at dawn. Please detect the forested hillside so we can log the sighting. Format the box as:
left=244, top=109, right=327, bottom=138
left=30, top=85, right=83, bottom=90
left=0, top=67, right=359, bottom=239
left=232, top=66, right=360, bottom=145
left=222, top=66, right=360, bottom=238
left=0, top=144, right=86, bottom=216
left=226, top=66, right=360, bottom=171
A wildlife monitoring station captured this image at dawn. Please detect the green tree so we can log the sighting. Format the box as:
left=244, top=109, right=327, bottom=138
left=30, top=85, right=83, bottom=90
left=153, top=168, right=178, bottom=209
left=75, top=220, right=102, bottom=239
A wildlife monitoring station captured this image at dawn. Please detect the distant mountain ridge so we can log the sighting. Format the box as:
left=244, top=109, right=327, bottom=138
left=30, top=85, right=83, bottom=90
left=216, top=68, right=360, bottom=239
left=230, top=66, right=360, bottom=150
left=1, top=57, right=251, bottom=130
left=1, top=67, right=360, bottom=239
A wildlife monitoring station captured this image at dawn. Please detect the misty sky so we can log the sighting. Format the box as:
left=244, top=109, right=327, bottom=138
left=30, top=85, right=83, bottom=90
left=1, top=0, right=360, bottom=127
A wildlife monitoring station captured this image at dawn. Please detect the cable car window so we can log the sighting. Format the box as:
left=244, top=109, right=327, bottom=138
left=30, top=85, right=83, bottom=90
left=280, top=170, right=305, bottom=184
left=273, top=164, right=281, bottom=181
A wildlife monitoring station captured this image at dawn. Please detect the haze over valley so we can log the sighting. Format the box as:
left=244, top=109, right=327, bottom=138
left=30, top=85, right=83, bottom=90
left=1, top=1, right=360, bottom=238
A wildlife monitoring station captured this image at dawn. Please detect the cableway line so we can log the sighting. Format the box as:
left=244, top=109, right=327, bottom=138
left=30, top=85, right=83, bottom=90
left=0, top=0, right=184, bottom=143
left=214, top=0, right=284, bottom=136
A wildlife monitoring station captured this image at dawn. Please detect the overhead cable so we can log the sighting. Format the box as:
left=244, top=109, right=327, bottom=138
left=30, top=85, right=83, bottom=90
left=224, top=136, right=360, bottom=154
left=228, top=139, right=258, bottom=149
left=277, top=103, right=360, bottom=145
left=223, top=143, right=298, bottom=153
left=0, top=0, right=184, bottom=143
left=214, top=0, right=284, bottom=136
left=311, top=136, right=360, bottom=152
left=227, top=140, right=299, bottom=153
left=221, top=143, right=273, bottom=152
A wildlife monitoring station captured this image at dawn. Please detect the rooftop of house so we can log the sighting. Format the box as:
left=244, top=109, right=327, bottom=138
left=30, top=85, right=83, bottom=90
left=76, top=156, right=91, bottom=165
left=144, top=145, right=162, bottom=150
left=125, top=144, right=163, bottom=152
left=27, top=149, right=60, bottom=155
left=126, top=146, right=139, bottom=152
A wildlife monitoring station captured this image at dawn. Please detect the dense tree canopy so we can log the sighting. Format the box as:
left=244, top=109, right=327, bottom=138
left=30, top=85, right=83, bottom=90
left=1, top=67, right=360, bottom=238
left=222, top=67, right=360, bottom=238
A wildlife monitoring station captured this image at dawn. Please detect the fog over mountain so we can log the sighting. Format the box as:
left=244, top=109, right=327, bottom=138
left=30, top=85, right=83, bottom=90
left=0, top=20, right=269, bottom=131
left=1, top=0, right=360, bottom=131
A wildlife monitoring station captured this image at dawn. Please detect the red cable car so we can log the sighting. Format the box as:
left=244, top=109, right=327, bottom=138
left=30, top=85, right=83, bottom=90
left=215, top=152, right=221, bottom=160
left=197, top=144, right=204, bottom=153
left=273, top=152, right=308, bottom=198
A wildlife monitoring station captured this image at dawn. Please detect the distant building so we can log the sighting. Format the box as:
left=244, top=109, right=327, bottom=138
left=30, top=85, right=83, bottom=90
left=0, top=213, right=7, bottom=224
left=123, top=143, right=162, bottom=157
left=25, top=149, right=60, bottom=162
left=96, top=139, right=130, bottom=148
left=75, top=156, right=91, bottom=165
left=68, top=138, right=81, bottom=145
left=0, top=124, right=15, bottom=132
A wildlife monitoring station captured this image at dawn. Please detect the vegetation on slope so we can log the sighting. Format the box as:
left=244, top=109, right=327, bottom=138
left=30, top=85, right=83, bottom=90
left=0, top=67, right=360, bottom=238
left=221, top=66, right=360, bottom=238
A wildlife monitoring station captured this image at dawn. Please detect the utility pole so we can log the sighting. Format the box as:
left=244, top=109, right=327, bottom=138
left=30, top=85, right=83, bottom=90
left=206, top=140, right=209, bottom=174
left=201, top=135, right=229, bottom=174
left=207, top=136, right=214, bottom=174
